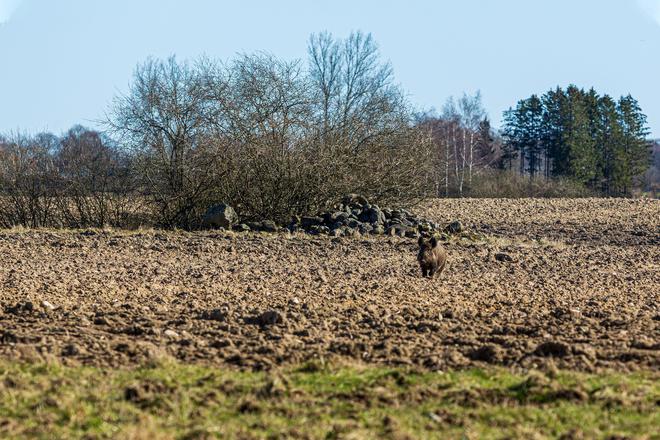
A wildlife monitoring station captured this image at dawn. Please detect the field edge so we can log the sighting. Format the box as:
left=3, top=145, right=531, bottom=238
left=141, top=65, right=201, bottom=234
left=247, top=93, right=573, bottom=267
left=0, top=359, right=658, bottom=439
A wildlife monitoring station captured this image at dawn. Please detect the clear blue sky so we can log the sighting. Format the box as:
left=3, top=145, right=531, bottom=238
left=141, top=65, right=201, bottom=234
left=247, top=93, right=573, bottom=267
left=1, top=0, right=659, bottom=137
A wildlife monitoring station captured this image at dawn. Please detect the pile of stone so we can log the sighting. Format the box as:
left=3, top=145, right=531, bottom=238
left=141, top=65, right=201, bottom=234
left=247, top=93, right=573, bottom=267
left=202, top=194, right=462, bottom=238
left=288, top=194, right=446, bottom=238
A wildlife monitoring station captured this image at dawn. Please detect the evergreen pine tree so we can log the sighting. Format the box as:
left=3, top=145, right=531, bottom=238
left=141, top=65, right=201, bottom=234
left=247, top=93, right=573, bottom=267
left=564, top=86, right=599, bottom=185
left=541, top=87, right=569, bottom=177
left=477, top=117, right=495, bottom=164
left=522, top=95, right=544, bottom=177
left=617, top=95, right=651, bottom=194
left=597, top=95, right=625, bottom=194
left=501, top=106, right=522, bottom=170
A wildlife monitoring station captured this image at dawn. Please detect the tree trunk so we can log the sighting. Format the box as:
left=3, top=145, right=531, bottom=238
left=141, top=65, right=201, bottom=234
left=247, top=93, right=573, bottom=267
left=468, top=131, right=474, bottom=186
left=445, top=138, right=449, bottom=197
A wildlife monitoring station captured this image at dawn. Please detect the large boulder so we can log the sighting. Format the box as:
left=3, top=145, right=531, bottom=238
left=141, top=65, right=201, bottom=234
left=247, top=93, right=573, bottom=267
left=330, top=211, right=350, bottom=224
left=202, top=204, right=238, bottom=229
left=301, top=216, right=324, bottom=228
left=359, top=206, right=386, bottom=225
left=247, top=220, right=278, bottom=233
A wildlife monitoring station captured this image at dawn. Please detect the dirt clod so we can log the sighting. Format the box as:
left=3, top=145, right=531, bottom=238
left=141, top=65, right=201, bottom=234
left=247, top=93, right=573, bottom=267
left=61, top=344, right=80, bottom=357
left=468, top=345, right=503, bottom=363
left=245, top=310, right=284, bottom=327
left=494, top=252, right=514, bottom=262
left=198, top=309, right=226, bottom=322
left=534, top=342, right=570, bottom=358
left=163, top=330, right=180, bottom=339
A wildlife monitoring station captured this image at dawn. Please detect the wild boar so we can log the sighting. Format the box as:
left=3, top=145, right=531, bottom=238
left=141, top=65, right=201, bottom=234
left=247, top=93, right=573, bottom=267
left=417, top=235, right=447, bottom=279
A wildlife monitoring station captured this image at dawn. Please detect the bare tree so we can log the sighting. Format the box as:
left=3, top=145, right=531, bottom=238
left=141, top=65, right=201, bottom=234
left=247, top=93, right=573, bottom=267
left=0, top=132, right=58, bottom=227
left=106, top=56, right=226, bottom=228
left=308, top=31, right=402, bottom=148
left=457, top=91, right=487, bottom=186
left=54, top=125, right=139, bottom=227
left=418, top=92, right=491, bottom=197
left=308, top=32, right=341, bottom=140
left=204, top=53, right=326, bottom=221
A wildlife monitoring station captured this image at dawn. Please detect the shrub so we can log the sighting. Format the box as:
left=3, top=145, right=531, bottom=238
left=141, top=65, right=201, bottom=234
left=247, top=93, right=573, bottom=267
left=465, top=169, right=596, bottom=198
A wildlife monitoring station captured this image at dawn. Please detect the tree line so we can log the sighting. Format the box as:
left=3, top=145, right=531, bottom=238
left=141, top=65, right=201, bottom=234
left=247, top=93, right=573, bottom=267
left=0, top=33, right=654, bottom=229
left=500, top=86, right=651, bottom=195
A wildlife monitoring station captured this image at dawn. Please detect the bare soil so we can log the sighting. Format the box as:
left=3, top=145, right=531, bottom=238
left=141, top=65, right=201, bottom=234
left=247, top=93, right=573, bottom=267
left=1, top=198, right=658, bottom=372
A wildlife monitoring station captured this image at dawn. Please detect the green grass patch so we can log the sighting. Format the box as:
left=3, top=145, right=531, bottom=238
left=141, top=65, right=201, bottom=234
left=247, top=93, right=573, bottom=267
left=0, top=360, right=657, bottom=439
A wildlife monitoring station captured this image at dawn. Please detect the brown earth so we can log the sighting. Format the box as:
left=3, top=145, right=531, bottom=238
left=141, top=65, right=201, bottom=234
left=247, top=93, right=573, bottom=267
left=0, top=198, right=658, bottom=372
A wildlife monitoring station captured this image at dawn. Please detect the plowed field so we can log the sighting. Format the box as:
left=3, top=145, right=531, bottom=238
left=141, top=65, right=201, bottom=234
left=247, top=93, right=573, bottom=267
left=1, top=198, right=658, bottom=372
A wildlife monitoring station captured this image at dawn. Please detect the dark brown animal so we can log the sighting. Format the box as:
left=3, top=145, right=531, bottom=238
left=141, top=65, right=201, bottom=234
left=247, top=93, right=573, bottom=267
left=417, top=236, right=447, bottom=279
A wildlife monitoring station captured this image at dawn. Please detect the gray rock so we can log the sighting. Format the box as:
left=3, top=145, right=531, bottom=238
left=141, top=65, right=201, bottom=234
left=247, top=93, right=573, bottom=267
left=359, top=223, right=373, bottom=234
left=309, top=225, right=330, bottom=235
left=347, top=219, right=362, bottom=229
left=246, top=221, right=263, bottom=231
left=418, top=223, right=432, bottom=233
left=359, top=207, right=386, bottom=225
left=404, top=228, right=419, bottom=238
left=245, top=220, right=278, bottom=232
left=233, top=224, right=250, bottom=232
left=330, top=212, right=350, bottom=224
left=301, top=216, right=323, bottom=228
left=202, top=203, right=238, bottom=229
left=389, top=217, right=413, bottom=228
left=372, top=209, right=386, bottom=225
left=386, top=225, right=417, bottom=238
left=445, top=220, right=463, bottom=234
left=260, top=220, right=278, bottom=233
